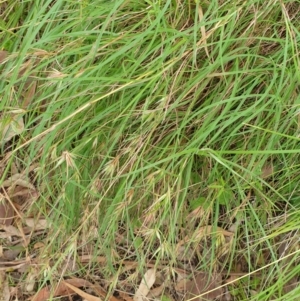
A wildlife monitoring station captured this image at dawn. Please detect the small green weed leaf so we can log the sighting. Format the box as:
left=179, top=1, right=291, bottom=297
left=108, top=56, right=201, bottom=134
left=161, top=295, right=172, bottom=301
left=190, top=197, right=206, bottom=210
left=218, top=189, right=234, bottom=205
left=134, top=237, right=143, bottom=249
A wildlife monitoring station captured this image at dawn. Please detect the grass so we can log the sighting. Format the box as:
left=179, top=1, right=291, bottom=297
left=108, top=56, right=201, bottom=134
left=0, top=0, right=300, bottom=300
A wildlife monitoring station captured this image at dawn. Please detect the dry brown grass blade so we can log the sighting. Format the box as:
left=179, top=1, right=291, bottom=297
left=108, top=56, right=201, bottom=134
left=65, top=278, right=121, bottom=301
left=197, top=5, right=209, bottom=59
left=64, top=282, right=102, bottom=301
left=22, top=80, right=37, bottom=109
left=79, top=255, right=107, bottom=263
left=278, top=236, right=299, bottom=294
left=0, top=262, right=28, bottom=271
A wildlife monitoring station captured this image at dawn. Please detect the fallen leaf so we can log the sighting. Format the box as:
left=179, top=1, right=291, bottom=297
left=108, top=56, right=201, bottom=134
left=66, top=278, right=120, bottom=301
left=31, top=282, right=73, bottom=301
left=2, top=243, right=25, bottom=260
left=0, top=198, right=14, bottom=226
left=9, top=186, right=39, bottom=206
left=1, top=225, right=22, bottom=236
left=147, top=284, right=164, bottom=298
left=0, top=114, right=24, bottom=145
left=134, top=269, right=156, bottom=301
left=31, top=278, right=117, bottom=301
left=119, top=292, right=134, bottom=301
left=64, top=282, right=102, bottom=301
left=34, top=242, right=45, bottom=249
left=25, top=218, right=49, bottom=230
left=175, top=278, right=187, bottom=292
left=0, top=271, right=10, bottom=301
left=25, top=272, right=36, bottom=292
left=184, top=272, right=223, bottom=301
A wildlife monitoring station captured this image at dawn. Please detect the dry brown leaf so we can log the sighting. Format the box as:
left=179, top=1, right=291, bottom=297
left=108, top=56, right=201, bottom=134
left=2, top=243, right=24, bottom=261
left=64, top=282, right=102, bottom=301
left=31, top=278, right=92, bottom=301
left=9, top=186, right=39, bottom=207
left=65, top=278, right=121, bottom=301
left=0, top=232, right=13, bottom=239
left=31, top=282, right=73, bottom=301
left=147, top=284, right=164, bottom=298
left=184, top=272, right=223, bottom=301
left=0, top=198, right=14, bottom=226
left=34, top=242, right=45, bottom=249
left=198, top=5, right=209, bottom=58
left=134, top=269, right=156, bottom=301
left=0, top=271, right=10, bottom=301
left=0, top=114, right=24, bottom=145
left=25, top=218, right=49, bottom=230
left=119, top=291, right=134, bottom=301
left=25, top=272, right=36, bottom=292
left=175, top=278, right=188, bottom=292
left=1, top=225, right=22, bottom=236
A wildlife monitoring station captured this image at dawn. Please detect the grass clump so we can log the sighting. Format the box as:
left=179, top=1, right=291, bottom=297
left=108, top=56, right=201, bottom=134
left=1, top=0, right=300, bottom=300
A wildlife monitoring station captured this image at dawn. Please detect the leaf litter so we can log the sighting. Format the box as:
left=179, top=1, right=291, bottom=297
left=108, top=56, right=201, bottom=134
left=0, top=173, right=295, bottom=301
left=133, top=268, right=156, bottom=301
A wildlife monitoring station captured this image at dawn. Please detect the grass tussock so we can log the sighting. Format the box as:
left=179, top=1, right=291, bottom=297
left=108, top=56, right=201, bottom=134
left=1, top=0, right=300, bottom=300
